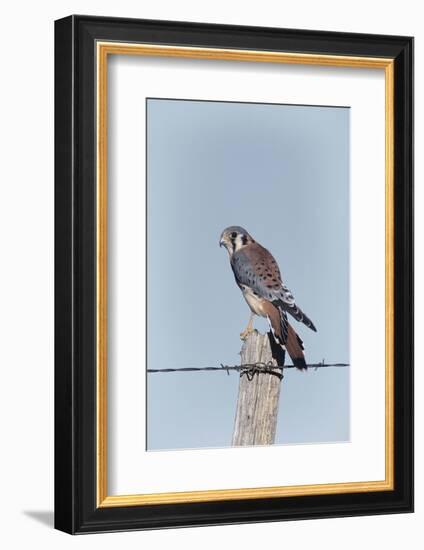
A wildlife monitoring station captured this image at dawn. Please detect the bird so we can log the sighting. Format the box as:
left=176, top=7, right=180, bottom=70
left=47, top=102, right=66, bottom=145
left=219, top=226, right=316, bottom=370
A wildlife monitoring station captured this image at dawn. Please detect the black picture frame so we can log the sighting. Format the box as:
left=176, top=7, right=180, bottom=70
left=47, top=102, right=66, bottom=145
left=55, top=14, right=413, bottom=534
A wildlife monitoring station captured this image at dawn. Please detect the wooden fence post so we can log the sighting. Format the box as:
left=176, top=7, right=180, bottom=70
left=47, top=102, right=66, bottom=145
left=232, top=330, right=284, bottom=446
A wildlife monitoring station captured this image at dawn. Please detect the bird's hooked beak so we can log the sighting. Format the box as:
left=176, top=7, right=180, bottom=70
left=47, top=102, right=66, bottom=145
left=219, top=233, right=228, bottom=248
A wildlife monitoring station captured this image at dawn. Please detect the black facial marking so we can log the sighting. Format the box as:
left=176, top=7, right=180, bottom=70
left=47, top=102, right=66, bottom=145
left=241, top=235, right=248, bottom=246
left=230, top=232, right=237, bottom=251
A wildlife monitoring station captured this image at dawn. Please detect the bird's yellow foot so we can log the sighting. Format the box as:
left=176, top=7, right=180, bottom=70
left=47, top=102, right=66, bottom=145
left=240, top=326, right=255, bottom=340
left=240, top=314, right=255, bottom=340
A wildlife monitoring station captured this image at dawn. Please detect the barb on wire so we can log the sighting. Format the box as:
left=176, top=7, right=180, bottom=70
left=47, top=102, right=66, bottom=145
left=147, top=361, right=349, bottom=376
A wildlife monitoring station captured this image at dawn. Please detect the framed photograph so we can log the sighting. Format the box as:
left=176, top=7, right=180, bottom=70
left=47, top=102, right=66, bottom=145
left=54, top=15, right=413, bottom=534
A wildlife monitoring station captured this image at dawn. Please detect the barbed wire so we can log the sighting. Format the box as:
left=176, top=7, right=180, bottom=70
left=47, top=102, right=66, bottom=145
left=147, top=361, right=349, bottom=381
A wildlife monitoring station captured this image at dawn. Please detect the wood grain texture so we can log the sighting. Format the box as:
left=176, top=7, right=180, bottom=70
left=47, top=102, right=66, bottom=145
left=232, top=331, right=283, bottom=446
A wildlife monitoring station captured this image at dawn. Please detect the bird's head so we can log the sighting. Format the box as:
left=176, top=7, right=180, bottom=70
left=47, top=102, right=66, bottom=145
left=219, top=226, right=254, bottom=256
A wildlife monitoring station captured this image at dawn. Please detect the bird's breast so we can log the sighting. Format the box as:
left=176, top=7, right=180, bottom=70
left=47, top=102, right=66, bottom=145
left=240, top=285, right=268, bottom=317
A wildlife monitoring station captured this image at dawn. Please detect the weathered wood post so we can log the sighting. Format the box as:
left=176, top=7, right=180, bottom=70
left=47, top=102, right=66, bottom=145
left=232, top=330, right=284, bottom=446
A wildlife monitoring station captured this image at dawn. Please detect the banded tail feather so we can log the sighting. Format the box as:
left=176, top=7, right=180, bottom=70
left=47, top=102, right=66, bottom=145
left=285, top=322, right=307, bottom=370
left=273, top=299, right=317, bottom=333
left=266, top=306, right=307, bottom=371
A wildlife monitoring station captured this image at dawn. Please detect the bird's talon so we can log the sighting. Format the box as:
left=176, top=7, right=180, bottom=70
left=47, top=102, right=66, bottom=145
left=240, top=327, right=255, bottom=341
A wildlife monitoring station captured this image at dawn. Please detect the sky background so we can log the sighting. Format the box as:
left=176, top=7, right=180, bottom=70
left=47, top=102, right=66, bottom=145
left=146, top=98, right=350, bottom=450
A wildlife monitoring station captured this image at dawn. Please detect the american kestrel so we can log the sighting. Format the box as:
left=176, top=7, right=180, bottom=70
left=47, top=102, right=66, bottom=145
left=220, top=226, right=316, bottom=370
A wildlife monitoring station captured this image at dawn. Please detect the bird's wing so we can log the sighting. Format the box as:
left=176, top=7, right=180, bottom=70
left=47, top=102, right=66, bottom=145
left=231, top=244, right=317, bottom=332
left=230, top=244, right=295, bottom=304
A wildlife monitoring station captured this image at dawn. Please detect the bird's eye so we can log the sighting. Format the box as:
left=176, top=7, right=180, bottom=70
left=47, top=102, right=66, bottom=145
left=231, top=232, right=238, bottom=239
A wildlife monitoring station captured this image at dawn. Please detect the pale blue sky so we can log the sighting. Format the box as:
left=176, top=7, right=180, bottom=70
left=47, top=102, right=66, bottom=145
left=146, top=98, right=350, bottom=450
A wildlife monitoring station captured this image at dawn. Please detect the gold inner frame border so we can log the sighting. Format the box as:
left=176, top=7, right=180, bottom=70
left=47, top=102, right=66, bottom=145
left=96, top=42, right=395, bottom=508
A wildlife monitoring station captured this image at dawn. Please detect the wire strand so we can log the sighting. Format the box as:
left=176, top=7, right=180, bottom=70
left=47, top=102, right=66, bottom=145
left=147, top=361, right=349, bottom=374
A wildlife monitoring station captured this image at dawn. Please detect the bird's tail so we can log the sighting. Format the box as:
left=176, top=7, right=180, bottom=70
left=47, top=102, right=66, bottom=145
left=285, top=322, right=307, bottom=370
left=274, top=299, right=317, bottom=333
left=265, top=304, right=307, bottom=370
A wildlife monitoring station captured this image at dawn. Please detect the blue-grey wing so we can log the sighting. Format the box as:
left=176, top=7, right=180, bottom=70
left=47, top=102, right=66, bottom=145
left=230, top=246, right=295, bottom=304
left=231, top=245, right=317, bottom=332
